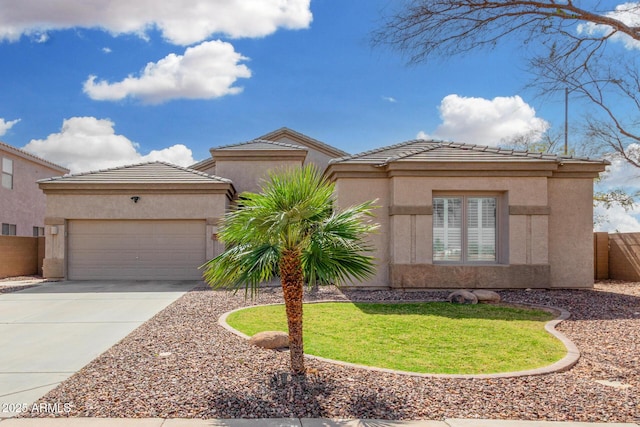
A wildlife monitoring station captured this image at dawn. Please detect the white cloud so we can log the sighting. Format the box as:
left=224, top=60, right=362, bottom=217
left=0, top=0, right=312, bottom=45
left=102, top=47, right=112, bottom=54
left=595, top=204, right=640, bottom=232
left=0, top=118, right=20, bottom=136
left=83, top=40, right=251, bottom=104
left=32, top=32, right=49, bottom=43
left=382, top=96, right=397, bottom=103
left=599, top=151, right=640, bottom=187
left=577, top=2, right=640, bottom=50
left=418, top=94, right=549, bottom=146
left=22, top=117, right=195, bottom=173
left=594, top=148, right=640, bottom=231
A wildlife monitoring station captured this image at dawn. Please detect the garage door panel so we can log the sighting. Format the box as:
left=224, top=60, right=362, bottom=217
left=68, top=220, right=206, bottom=280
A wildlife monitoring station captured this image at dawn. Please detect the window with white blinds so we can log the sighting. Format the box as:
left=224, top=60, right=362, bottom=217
left=433, top=196, right=497, bottom=263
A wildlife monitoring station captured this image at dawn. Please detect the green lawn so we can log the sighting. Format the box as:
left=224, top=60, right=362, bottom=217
left=226, top=302, right=566, bottom=374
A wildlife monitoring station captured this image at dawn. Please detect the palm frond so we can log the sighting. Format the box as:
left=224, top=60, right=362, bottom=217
left=202, top=164, right=379, bottom=296
left=302, top=199, right=379, bottom=287
left=201, top=243, right=280, bottom=298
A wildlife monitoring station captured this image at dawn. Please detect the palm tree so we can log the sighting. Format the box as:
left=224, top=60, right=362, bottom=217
left=202, top=165, right=378, bottom=375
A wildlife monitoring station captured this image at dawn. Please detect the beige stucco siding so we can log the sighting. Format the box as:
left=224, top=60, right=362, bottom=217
left=270, top=135, right=336, bottom=171
left=548, top=177, right=595, bottom=288
left=390, top=176, right=548, bottom=206
left=389, top=175, right=549, bottom=268
left=215, top=159, right=303, bottom=194
left=44, top=193, right=227, bottom=220
left=334, top=177, right=389, bottom=288
left=508, top=214, right=549, bottom=265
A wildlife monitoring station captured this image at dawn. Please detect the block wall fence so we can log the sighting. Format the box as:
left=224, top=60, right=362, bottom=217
left=0, top=236, right=45, bottom=279
left=594, top=232, right=640, bottom=281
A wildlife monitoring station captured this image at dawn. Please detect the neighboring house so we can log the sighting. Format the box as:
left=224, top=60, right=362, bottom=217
left=38, top=128, right=608, bottom=289
left=0, top=141, right=69, bottom=237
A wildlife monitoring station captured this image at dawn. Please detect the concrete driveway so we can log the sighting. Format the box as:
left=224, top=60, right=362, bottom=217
left=0, top=280, right=197, bottom=418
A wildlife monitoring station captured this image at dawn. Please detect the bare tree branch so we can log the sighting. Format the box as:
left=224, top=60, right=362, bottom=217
left=374, top=0, right=640, bottom=172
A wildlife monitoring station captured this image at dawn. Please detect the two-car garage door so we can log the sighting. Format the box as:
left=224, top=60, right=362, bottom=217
left=67, top=220, right=206, bottom=280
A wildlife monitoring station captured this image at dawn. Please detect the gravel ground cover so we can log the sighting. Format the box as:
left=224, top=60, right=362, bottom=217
left=23, top=282, right=639, bottom=422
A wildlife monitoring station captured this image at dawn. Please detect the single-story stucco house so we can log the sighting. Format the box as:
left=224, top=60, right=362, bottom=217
left=38, top=128, right=607, bottom=289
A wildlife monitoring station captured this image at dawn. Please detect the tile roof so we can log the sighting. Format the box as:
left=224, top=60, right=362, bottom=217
left=212, top=139, right=308, bottom=151
left=329, top=139, right=609, bottom=166
left=0, top=140, right=69, bottom=173
left=258, top=127, right=350, bottom=157
left=38, top=161, right=232, bottom=184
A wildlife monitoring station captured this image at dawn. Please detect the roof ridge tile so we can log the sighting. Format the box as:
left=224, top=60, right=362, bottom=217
left=38, top=161, right=232, bottom=184
left=0, top=140, right=69, bottom=172
left=330, top=138, right=443, bottom=164
left=213, top=139, right=308, bottom=151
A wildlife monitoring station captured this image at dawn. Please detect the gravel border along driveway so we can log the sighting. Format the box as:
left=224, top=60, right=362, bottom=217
left=24, top=282, right=639, bottom=422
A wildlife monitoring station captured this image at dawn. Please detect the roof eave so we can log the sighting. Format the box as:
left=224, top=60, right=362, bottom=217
left=258, top=127, right=350, bottom=158
left=0, top=141, right=69, bottom=174
left=211, top=148, right=308, bottom=162
left=38, top=181, right=235, bottom=193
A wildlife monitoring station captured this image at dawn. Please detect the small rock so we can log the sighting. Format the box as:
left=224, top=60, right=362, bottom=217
left=447, top=290, right=478, bottom=304
left=248, top=331, right=289, bottom=349
left=471, top=289, right=501, bottom=303
left=594, top=380, right=633, bottom=389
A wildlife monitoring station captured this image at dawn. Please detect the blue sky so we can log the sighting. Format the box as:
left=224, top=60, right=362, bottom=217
left=0, top=0, right=638, bottom=230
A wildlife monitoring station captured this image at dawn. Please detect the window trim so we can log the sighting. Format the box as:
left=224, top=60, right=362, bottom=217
left=432, top=193, right=502, bottom=265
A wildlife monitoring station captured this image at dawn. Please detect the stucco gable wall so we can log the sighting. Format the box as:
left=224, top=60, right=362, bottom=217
left=215, top=158, right=303, bottom=194
left=273, top=135, right=335, bottom=171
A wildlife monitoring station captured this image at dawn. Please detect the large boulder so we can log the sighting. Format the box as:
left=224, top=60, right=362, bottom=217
left=249, top=331, right=289, bottom=349
left=447, top=290, right=478, bottom=305
left=471, top=289, right=501, bottom=303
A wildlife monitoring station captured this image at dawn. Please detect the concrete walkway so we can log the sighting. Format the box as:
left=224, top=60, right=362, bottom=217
left=0, top=418, right=637, bottom=426
left=0, top=280, right=197, bottom=418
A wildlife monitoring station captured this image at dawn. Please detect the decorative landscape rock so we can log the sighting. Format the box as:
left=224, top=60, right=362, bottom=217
left=248, top=331, right=289, bottom=349
left=471, top=289, right=501, bottom=303
left=23, top=283, right=640, bottom=422
left=447, top=290, right=478, bottom=304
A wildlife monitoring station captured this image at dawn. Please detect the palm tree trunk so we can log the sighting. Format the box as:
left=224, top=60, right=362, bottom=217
left=279, top=248, right=305, bottom=375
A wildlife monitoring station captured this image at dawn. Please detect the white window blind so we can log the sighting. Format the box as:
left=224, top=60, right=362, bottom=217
left=433, top=197, right=462, bottom=261
left=433, top=196, right=497, bottom=263
left=467, top=197, right=496, bottom=262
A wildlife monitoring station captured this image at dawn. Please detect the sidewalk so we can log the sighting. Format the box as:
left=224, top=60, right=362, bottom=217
left=0, top=418, right=638, bottom=426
